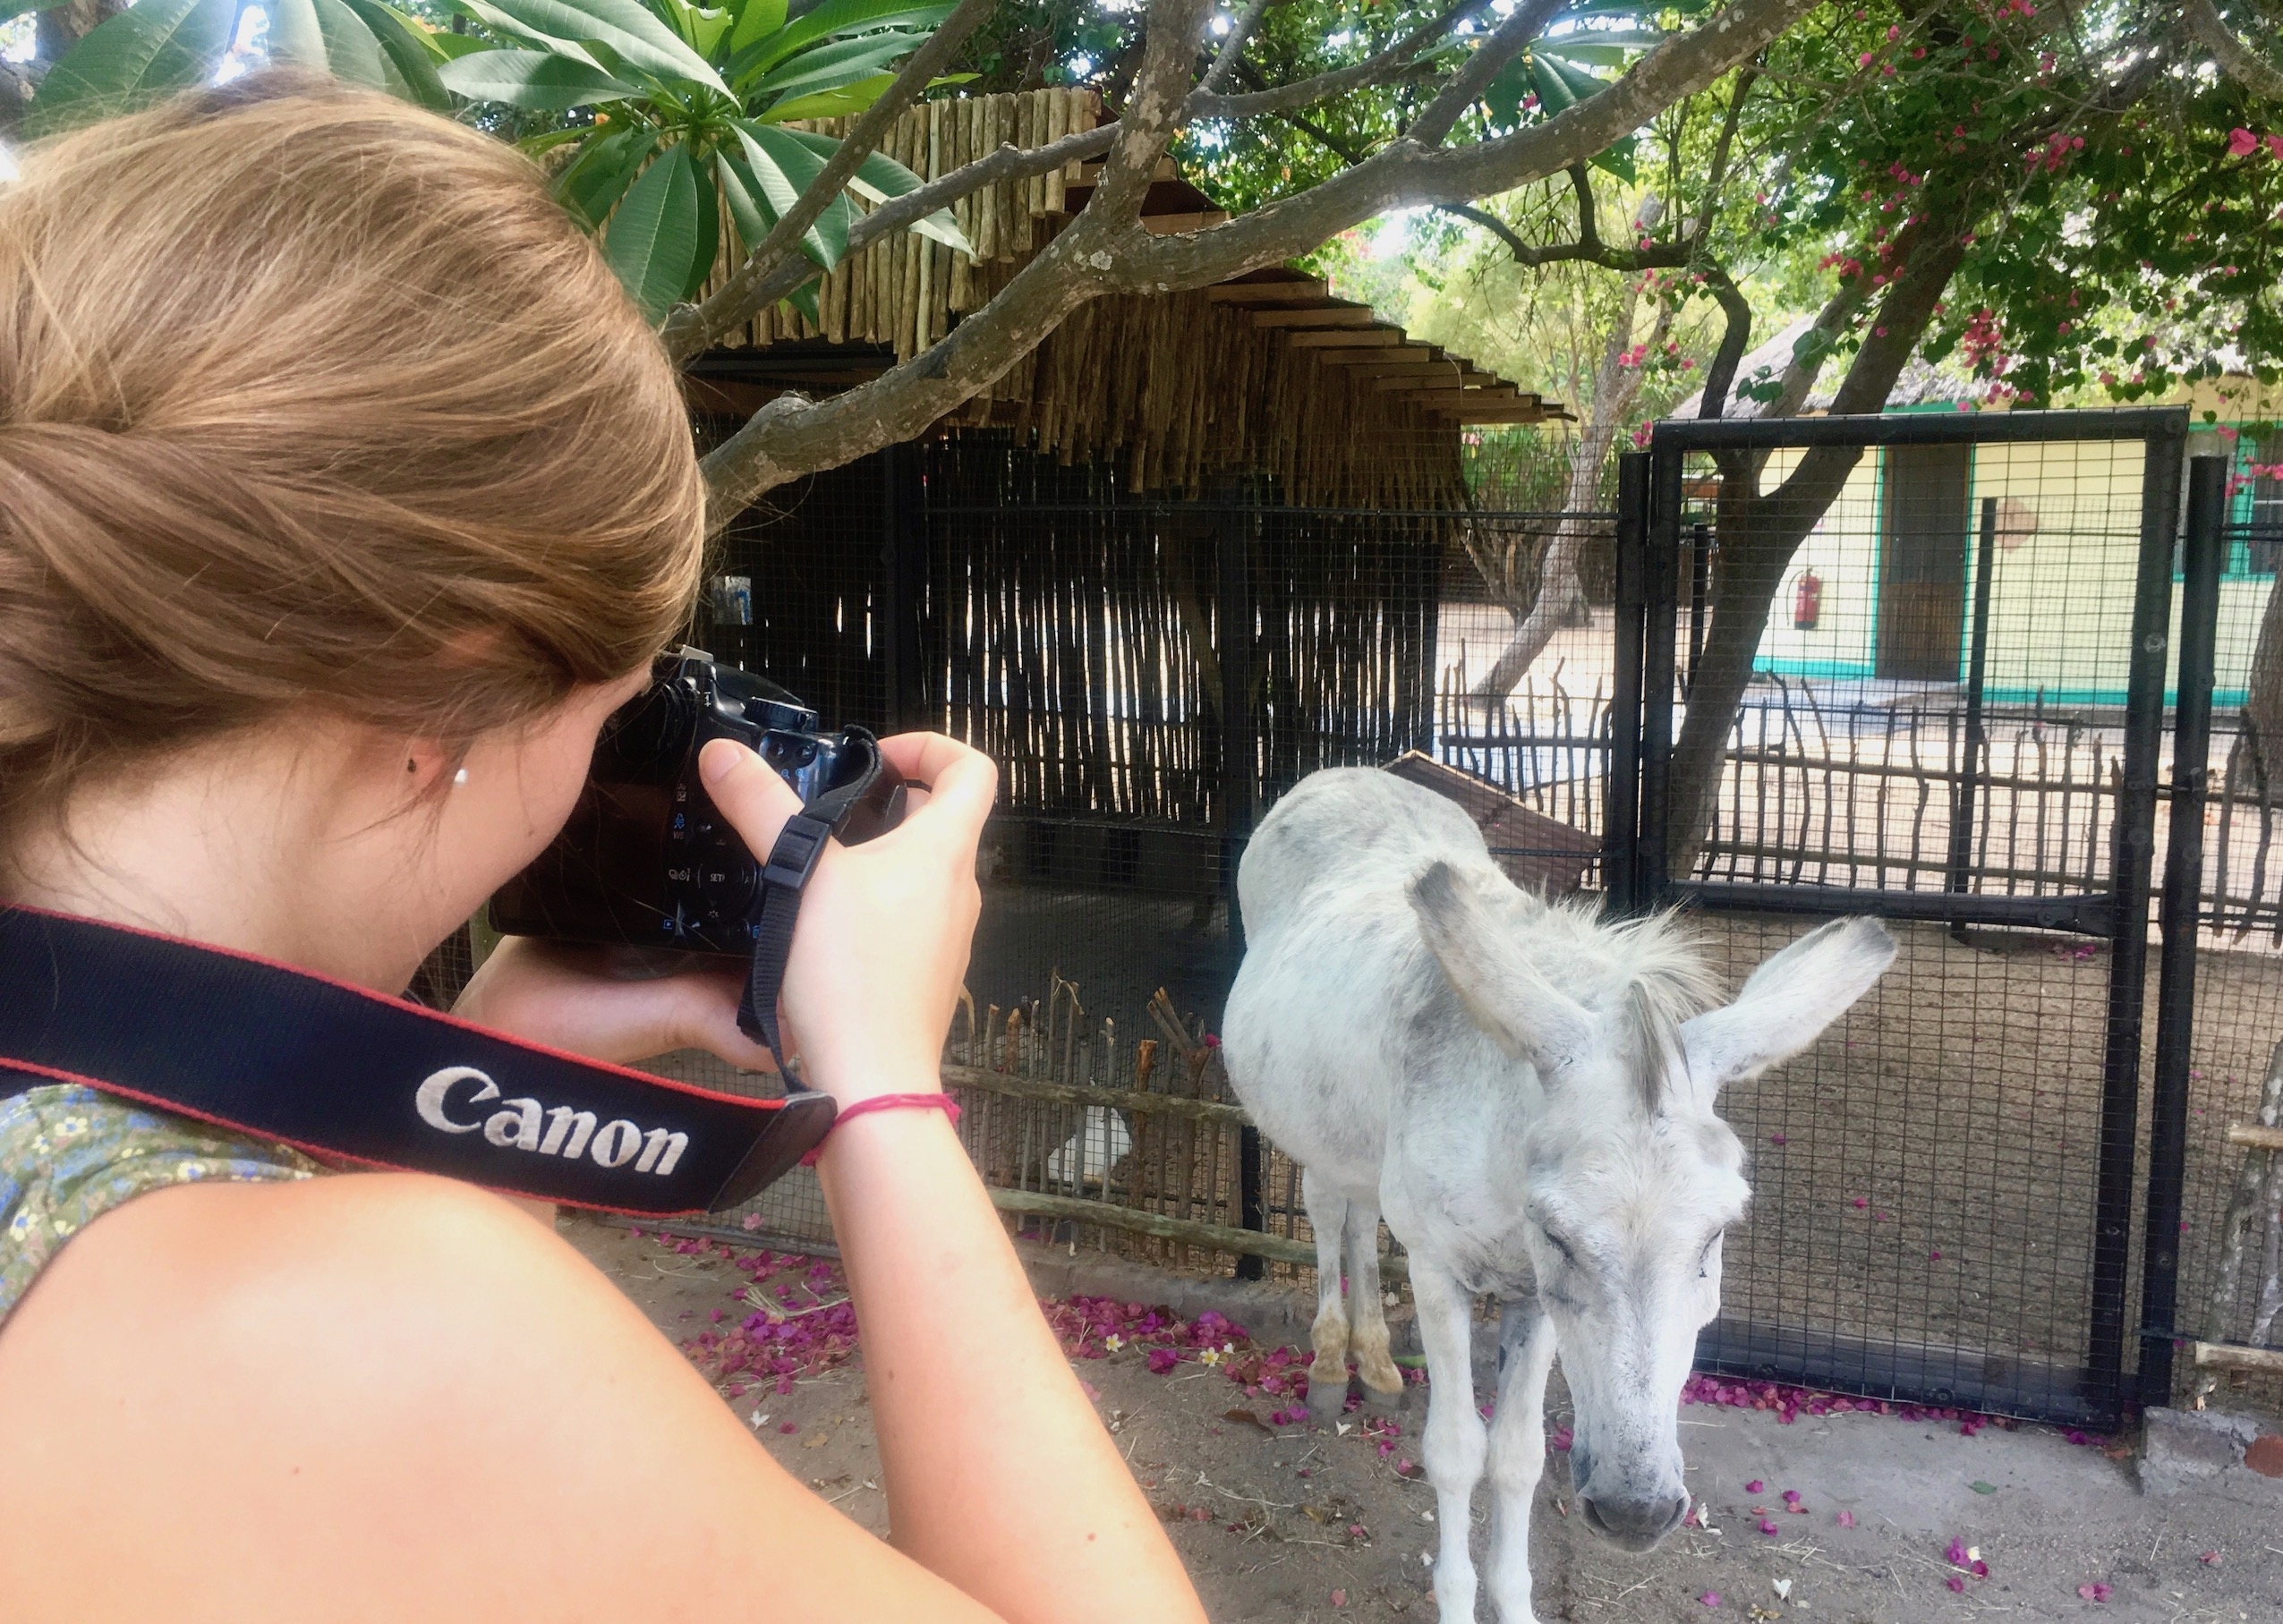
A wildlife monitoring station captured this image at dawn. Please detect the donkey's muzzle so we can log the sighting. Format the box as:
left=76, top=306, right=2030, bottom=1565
left=1579, top=1489, right=1689, bottom=1552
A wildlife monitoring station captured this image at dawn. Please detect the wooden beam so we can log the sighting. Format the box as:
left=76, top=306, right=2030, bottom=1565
left=1210, top=280, right=1328, bottom=303
left=1321, top=344, right=1441, bottom=366
left=1376, top=367, right=1462, bottom=391
left=1248, top=306, right=1376, bottom=328
left=2193, top=1339, right=2283, bottom=1373
left=2225, top=1122, right=2283, bottom=1151
left=1452, top=407, right=1567, bottom=424
left=1342, top=361, right=1459, bottom=380
left=1287, top=327, right=1406, bottom=349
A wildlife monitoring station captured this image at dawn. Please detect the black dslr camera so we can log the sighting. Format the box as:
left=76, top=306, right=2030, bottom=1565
left=491, top=649, right=905, bottom=954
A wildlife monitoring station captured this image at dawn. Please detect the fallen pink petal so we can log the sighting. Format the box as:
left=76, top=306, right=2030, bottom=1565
left=1836, top=1510, right=1857, bottom=1528
left=1745, top=1479, right=1764, bottom=1493
left=1758, top=1519, right=1780, bottom=1536
left=1699, top=1592, right=1721, bottom=1610
left=1947, top=1576, right=1965, bottom=1593
left=2077, top=1581, right=2111, bottom=1602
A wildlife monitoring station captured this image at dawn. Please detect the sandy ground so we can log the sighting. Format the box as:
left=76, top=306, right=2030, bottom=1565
left=566, top=1217, right=2283, bottom=1624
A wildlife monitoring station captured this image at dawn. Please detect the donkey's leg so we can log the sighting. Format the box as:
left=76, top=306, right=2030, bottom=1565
left=1343, top=1197, right=1405, bottom=1399
left=1302, top=1168, right=1352, bottom=1426
left=1412, top=1259, right=1487, bottom=1624
left=1484, top=1297, right=1557, bottom=1624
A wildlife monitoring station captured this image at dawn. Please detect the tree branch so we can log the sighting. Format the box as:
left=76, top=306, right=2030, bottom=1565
left=1695, top=265, right=1752, bottom=419
left=1689, top=65, right=1756, bottom=247
left=698, top=0, right=1211, bottom=520
left=1409, top=0, right=1563, bottom=148
left=1188, top=0, right=1496, bottom=122
left=699, top=0, right=1825, bottom=509
left=660, top=0, right=998, bottom=364
left=2189, top=0, right=2283, bottom=100
left=1198, top=0, right=1272, bottom=94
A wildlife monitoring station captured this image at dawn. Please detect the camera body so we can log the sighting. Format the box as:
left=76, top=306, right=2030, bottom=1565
left=490, top=650, right=904, bottom=955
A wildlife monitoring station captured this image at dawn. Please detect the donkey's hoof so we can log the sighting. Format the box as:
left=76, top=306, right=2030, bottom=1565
left=1359, top=1381, right=1410, bottom=1416
left=1307, top=1378, right=1352, bottom=1430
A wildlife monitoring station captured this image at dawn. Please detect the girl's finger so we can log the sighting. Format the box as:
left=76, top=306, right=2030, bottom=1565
left=697, top=736, right=804, bottom=855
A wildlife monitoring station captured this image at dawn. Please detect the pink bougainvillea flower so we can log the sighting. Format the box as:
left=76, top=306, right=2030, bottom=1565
left=1329, top=1590, right=1347, bottom=1608
left=1782, top=1489, right=1802, bottom=1506
left=1549, top=1426, right=1574, bottom=1452
left=1946, top=1538, right=1969, bottom=1567
left=2078, top=1582, right=2111, bottom=1602
left=778, top=1422, right=798, bottom=1435
left=2229, top=128, right=2260, bottom=157
left=1698, top=1592, right=1721, bottom=1609
left=1947, top=1576, right=1966, bottom=1593
left=1745, top=1480, right=1764, bottom=1493
left=1930, top=1249, right=1944, bottom=1261
left=2199, top=1550, right=2221, bottom=1565
left=1769, top=1133, right=1788, bottom=1146
left=1836, top=1510, right=1857, bottom=1528
left=1852, top=1197, right=1869, bottom=1210
left=1147, top=1348, right=1180, bottom=1375
left=1759, top=1519, right=1780, bottom=1536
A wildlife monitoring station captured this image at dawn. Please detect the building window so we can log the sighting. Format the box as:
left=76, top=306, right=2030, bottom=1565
left=2242, top=433, right=2283, bottom=576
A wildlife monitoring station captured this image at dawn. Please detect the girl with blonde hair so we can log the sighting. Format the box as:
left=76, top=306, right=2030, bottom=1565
left=0, top=71, right=1205, bottom=1624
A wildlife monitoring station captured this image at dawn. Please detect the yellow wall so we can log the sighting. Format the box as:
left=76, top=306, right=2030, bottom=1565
left=1744, top=432, right=2270, bottom=703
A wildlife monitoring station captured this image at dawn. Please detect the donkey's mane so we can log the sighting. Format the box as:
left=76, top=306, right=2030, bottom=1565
left=1533, top=897, right=1722, bottom=1116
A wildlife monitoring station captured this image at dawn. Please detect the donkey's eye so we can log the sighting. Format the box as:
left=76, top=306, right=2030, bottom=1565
left=1542, top=1229, right=1580, bottom=1268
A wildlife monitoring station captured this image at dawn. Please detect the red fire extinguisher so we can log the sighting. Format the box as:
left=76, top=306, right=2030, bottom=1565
left=1793, top=568, right=1823, bottom=631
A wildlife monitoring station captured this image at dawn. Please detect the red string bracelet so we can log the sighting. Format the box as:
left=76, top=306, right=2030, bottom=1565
left=800, top=1093, right=961, bottom=1165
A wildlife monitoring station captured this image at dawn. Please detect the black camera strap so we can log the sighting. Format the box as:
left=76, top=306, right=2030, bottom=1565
left=0, top=906, right=835, bottom=1216
left=735, top=729, right=891, bottom=1077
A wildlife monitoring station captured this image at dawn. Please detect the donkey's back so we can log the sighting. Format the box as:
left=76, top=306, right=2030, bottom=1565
left=1224, top=769, right=1515, bottom=1191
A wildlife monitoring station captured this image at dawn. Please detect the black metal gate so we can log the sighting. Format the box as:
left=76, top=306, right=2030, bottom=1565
left=1606, top=409, right=2223, bottom=1430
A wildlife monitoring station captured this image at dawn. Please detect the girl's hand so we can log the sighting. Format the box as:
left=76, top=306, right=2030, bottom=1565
left=451, top=935, right=779, bottom=1074
left=453, top=732, right=992, bottom=1101
left=694, top=732, right=995, bottom=1106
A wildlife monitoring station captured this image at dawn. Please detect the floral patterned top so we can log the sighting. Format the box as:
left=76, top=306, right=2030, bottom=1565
left=0, top=1082, right=319, bottom=1324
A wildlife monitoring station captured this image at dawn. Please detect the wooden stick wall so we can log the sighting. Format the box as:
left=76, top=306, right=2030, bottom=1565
left=710, top=89, right=1468, bottom=509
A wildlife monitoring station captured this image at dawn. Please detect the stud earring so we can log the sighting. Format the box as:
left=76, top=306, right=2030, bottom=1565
left=453, top=768, right=469, bottom=786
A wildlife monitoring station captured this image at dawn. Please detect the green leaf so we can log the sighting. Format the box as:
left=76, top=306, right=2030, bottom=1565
left=1589, top=132, right=1637, bottom=184
left=1970, top=1481, right=1998, bottom=1495
left=740, top=28, right=924, bottom=101
left=516, top=123, right=594, bottom=156
left=681, top=148, right=722, bottom=300
left=781, top=278, right=820, bottom=327
left=439, top=46, right=642, bottom=106
left=1538, top=41, right=1637, bottom=69
left=453, top=0, right=605, bottom=65
left=602, top=140, right=703, bottom=321
left=751, top=71, right=895, bottom=122
left=729, top=117, right=848, bottom=268
left=339, top=0, right=454, bottom=106
left=422, top=25, right=495, bottom=57
left=725, top=0, right=784, bottom=57
left=314, top=0, right=394, bottom=89
left=453, top=0, right=728, bottom=94
left=558, top=121, right=659, bottom=229
left=656, top=0, right=730, bottom=57
left=733, top=0, right=947, bottom=80
left=24, top=0, right=240, bottom=138
left=716, top=141, right=772, bottom=251
left=779, top=125, right=969, bottom=252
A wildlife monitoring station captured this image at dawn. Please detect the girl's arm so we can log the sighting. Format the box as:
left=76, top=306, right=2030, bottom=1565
left=453, top=732, right=1203, bottom=1624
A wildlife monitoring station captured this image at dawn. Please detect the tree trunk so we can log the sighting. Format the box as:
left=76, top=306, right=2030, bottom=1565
left=1466, top=292, right=1669, bottom=700
left=1662, top=226, right=1971, bottom=874
left=2227, top=574, right=2283, bottom=799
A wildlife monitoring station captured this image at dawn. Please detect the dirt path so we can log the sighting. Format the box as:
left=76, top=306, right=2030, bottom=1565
left=566, top=1218, right=2282, bottom=1623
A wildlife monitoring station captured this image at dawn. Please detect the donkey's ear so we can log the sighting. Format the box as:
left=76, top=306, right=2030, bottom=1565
left=1679, top=916, right=1895, bottom=1101
left=1408, top=860, right=1595, bottom=1077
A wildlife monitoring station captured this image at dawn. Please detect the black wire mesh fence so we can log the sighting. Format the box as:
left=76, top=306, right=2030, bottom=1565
left=400, top=412, right=2283, bottom=1425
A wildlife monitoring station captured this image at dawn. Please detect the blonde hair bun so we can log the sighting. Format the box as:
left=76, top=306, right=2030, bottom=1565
left=0, top=70, right=705, bottom=836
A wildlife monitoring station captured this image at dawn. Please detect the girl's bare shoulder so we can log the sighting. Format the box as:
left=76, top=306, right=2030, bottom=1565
left=0, top=1173, right=992, bottom=1624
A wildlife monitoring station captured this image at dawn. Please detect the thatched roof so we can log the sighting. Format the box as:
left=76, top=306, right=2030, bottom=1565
left=688, top=89, right=1566, bottom=506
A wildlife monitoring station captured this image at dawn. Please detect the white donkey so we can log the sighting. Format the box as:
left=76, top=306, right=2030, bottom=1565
left=1222, top=769, right=1894, bottom=1623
